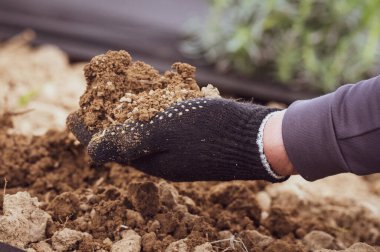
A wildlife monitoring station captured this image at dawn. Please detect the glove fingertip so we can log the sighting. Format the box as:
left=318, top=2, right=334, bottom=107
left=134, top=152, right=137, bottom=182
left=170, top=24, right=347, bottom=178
left=66, top=111, right=94, bottom=146
left=87, top=130, right=119, bottom=164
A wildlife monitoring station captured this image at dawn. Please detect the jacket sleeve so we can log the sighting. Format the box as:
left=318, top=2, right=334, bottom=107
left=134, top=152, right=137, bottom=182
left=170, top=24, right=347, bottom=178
left=282, top=75, right=380, bottom=181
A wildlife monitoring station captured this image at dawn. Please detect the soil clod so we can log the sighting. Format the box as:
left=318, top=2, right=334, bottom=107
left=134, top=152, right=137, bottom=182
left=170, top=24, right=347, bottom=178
left=77, top=50, right=219, bottom=131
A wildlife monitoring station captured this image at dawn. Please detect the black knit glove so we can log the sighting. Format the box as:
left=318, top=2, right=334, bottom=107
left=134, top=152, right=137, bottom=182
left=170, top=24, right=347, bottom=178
left=67, top=98, right=289, bottom=182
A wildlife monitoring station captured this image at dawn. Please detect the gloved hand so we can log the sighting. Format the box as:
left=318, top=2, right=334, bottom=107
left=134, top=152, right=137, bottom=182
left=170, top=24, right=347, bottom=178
left=67, top=98, right=289, bottom=182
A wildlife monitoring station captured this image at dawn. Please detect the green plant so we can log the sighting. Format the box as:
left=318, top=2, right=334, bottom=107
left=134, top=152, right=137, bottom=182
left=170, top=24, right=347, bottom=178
left=182, top=0, right=380, bottom=92
left=18, top=89, right=39, bottom=107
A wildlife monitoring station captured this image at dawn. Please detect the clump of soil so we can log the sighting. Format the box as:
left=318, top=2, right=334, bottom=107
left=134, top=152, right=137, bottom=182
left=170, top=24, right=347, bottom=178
left=78, top=50, right=219, bottom=130
left=0, top=192, right=51, bottom=248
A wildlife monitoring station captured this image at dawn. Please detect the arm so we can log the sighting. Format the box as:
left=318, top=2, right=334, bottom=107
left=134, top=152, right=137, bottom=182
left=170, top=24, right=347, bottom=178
left=68, top=98, right=290, bottom=182
left=263, top=110, right=296, bottom=177
left=280, top=75, right=380, bottom=181
left=67, top=75, right=380, bottom=182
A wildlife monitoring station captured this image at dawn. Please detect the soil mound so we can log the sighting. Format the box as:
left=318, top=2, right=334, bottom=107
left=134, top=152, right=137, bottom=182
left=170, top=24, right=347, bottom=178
left=78, top=50, right=218, bottom=131
left=1, top=118, right=380, bottom=251
left=1, top=48, right=380, bottom=252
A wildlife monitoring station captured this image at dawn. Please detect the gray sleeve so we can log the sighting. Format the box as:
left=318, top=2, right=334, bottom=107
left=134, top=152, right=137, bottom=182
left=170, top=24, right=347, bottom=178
left=282, top=75, right=380, bottom=181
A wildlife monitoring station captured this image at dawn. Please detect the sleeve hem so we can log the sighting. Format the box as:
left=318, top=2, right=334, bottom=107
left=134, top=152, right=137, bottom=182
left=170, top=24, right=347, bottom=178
left=282, top=94, right=349, bottom=181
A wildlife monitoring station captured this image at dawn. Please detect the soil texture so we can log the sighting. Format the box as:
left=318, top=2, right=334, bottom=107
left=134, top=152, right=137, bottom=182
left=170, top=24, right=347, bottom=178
left=78, top=50, right=219, bottom=131
left=1, top=112, right=380, bottom=251
left=1, top=37, right=380, bottom=252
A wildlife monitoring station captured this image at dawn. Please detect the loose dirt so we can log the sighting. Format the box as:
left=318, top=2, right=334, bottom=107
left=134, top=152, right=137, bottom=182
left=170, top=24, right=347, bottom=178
left=1, top=117, right=380, bottom=251
left=78, top=50, right=219, bottom=131
left=0, top=36, right=380, bottom=252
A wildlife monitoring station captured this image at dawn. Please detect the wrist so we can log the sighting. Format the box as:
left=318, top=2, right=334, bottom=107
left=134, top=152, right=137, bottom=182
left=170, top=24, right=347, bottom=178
left=263, top=110, right=296, bottom=176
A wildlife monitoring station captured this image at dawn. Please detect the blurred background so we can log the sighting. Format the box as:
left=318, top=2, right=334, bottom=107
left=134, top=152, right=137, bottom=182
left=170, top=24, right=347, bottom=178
left=1, top=0, right=380, bottom=133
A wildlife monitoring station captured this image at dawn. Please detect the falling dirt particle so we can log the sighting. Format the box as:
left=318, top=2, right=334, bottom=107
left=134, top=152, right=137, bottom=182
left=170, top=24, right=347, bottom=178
left=0, top=192, right=51, bottom=249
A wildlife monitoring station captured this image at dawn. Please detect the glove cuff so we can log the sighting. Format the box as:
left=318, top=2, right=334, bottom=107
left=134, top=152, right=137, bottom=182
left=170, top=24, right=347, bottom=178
left=196, top=99, right=289, bottom=183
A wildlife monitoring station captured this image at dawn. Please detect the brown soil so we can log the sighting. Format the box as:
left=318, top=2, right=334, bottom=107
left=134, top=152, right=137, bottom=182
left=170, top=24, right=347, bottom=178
left=78, top=50, right=217, bottom=131
left=1, top=112, right=380, bottom=251
left=1, top=41, right=380, bottom=252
